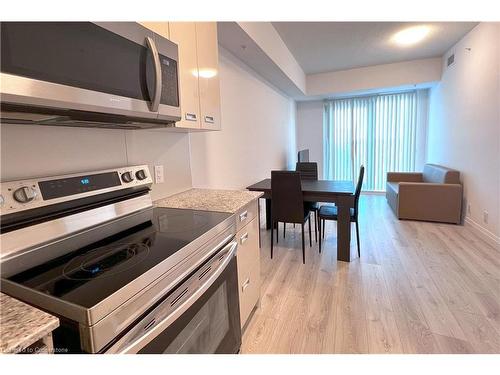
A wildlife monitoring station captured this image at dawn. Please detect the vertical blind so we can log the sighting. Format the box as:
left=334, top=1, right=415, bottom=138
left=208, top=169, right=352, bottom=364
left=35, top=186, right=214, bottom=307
left=323, top=91, right=423, bottom=191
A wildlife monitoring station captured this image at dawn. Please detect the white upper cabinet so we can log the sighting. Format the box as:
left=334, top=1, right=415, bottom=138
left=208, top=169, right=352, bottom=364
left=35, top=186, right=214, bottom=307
left=195, top=22, right=221, bottom=131
left=168, top=22, right=221, bottom=131
left=169, top=22, right=201, bottom=129
left=138, top=22, right=169, bottom=39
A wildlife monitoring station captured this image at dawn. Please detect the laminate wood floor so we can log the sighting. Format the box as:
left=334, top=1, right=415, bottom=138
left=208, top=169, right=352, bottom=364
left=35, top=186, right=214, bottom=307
left=241, top=195, right=500, bottom=354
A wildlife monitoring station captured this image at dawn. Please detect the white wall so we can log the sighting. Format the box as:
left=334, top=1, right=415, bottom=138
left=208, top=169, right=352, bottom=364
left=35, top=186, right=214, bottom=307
left=123, top=130, right=192, bottom=200
left=427, top=22, right=500, bottom=244
left=189, top=47, right=297, bottom=189
left=0, top=125, right=192, bottom=201
left=296, top=101, right=324, bottom=177
left=307, top=57, right=442, bottom=98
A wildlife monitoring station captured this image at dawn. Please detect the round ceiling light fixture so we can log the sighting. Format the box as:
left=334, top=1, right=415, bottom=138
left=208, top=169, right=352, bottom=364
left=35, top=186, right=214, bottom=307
left=392, top=25, right=431, bottom=46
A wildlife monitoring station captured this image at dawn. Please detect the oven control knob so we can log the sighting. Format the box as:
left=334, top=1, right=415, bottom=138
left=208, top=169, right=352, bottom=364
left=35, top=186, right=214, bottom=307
left=135, top=169, right=147, bottom=181
left=121, top=171, right=134, bottom=183
left=13, top=186, right=37, bottom=204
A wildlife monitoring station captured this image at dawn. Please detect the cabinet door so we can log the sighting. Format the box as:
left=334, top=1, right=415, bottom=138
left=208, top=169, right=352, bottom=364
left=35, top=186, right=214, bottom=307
left=195, top=22, right=221, bottom=130
left=138, top=22, right=169, bottom=39
left=169, top=22, right=201, bottom=129
left=236, top=216, right=261, bottom=328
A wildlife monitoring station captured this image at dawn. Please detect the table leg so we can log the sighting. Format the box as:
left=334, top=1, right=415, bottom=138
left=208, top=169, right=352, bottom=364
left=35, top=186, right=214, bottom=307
left=265, top=198, right=272, bottom=230
left=257, top=199, right=262, bottom=248
left=336, top=200, right=351, bottom=262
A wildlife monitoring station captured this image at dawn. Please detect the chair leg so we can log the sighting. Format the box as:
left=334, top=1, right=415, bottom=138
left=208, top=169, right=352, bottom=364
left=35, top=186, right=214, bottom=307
left=314, top=211, right=318, bottom=242
left=317, top=210, right=320, bottom=228
left=308, top=217, right=312, bottom=247
left=283, top=222, right=286, bottom=238
left=276, top=222, right=279, bottom=243
left=271, top=220, right=274, bottom=259
left=322, top=219, right=325, bottom=239
left=355, top=220, right=361, bottom=258
left=301, top=223, right=305, bottom=264
left=318, top=215, right=322, bottom=253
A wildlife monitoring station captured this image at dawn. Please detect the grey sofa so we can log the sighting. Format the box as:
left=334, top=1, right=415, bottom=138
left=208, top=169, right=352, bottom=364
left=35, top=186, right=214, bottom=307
left=386, top=164, right=462, bottom=224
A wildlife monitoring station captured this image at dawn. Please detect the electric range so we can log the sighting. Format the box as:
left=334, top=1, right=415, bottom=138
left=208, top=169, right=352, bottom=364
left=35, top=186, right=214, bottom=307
left=0, top=166, right=241, bottom=353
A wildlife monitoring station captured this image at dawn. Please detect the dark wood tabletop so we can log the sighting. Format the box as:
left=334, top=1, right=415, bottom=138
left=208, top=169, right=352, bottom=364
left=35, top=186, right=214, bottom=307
left=247, top=178, right=356, bottom=262
left=247, top=178, right=354, bottom=197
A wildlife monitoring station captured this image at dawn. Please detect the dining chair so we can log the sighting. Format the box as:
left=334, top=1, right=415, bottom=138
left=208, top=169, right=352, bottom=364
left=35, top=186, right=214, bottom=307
left=295, top=162, right=319, bottom=242
left=271, top=171, right=313, bottom=264
left=318, top=165, right=364, bottom=257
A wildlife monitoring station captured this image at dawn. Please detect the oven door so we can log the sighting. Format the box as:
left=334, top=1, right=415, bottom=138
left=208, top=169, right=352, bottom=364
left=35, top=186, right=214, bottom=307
left=105, top=240, right=241, bottom=354
left=0, top=22, right=180, bottom=122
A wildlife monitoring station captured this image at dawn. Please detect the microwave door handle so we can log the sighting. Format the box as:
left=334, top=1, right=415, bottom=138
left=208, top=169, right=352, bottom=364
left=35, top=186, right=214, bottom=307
left=105, top=240, right=238, bottom=354
left=146, top=36, right=162, bottom=112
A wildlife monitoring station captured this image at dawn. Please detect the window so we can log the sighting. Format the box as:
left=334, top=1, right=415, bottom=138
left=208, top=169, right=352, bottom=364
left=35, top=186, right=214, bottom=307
left=323, top=90, right=427, bottom=191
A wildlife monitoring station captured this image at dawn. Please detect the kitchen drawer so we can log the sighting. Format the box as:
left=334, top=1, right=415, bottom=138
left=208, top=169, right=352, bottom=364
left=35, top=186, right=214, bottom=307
left=236, top=199, right=258, bottom=232
left=236, top=217, right=260, bottom=328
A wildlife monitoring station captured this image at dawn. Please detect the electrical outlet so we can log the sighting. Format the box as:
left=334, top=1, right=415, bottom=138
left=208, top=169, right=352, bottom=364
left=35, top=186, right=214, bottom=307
left=154, top=165, right=164, bottom=184
left=483, top=210, right=489, bottom=224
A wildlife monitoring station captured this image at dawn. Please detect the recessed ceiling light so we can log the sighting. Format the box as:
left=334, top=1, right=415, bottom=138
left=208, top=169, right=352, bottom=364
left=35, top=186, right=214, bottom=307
left=392, top=25, right=431, bottom=46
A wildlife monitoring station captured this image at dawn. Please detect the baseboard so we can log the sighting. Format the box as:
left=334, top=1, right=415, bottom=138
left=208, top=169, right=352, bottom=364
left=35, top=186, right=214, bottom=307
left=464, top=216, right=500, bottom=250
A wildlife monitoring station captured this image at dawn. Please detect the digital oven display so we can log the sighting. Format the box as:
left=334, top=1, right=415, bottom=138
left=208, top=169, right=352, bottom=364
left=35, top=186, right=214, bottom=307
left=38, top=172, right=121, bottom=200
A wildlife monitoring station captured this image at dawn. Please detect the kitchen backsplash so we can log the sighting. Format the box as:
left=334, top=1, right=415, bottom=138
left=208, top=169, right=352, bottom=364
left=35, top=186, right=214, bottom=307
left=0, top=124, right=193, bottom=201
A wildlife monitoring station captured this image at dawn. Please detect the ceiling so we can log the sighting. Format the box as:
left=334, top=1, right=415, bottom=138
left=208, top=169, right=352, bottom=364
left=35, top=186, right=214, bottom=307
left=272, top=22, right=478, bottom=74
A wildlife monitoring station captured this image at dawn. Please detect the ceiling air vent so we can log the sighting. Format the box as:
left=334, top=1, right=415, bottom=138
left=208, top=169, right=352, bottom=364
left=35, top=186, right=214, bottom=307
left=447, top=53, right=455, bottom=67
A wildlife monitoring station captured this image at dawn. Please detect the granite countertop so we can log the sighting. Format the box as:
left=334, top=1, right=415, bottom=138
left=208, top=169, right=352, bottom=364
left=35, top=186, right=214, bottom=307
left=155, top=188, right=263, bottom=213
left=0, top=292, right=59, bottom=354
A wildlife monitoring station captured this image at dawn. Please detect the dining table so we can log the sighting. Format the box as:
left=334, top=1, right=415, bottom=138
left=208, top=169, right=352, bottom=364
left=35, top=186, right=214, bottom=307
left=246, top=179, right=355, bottom=262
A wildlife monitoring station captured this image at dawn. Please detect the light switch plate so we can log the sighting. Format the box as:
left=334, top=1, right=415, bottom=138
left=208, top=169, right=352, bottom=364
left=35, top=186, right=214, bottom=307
left=154, top=165, right=164, bottom=184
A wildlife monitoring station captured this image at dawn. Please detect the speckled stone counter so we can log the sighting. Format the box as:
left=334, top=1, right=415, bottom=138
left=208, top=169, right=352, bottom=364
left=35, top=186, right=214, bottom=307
left=155, top=188, right=263, bottom=213
left=0, top=292, right=59, bottom=354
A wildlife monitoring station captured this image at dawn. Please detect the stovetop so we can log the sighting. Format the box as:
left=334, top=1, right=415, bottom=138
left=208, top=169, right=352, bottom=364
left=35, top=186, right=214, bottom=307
left=6, top=207, right=233, bottom=309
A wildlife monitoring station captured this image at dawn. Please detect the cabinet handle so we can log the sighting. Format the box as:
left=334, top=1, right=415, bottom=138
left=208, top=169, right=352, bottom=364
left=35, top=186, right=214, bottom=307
left=185, top=113, right=197, bottom=121
left=240, top=232, right=249, bottom=244
left=239, top=210, right=248, bottom=222
left=242, top=278, right=250, bottom=292
left=204, top=115, right=215, bottom=124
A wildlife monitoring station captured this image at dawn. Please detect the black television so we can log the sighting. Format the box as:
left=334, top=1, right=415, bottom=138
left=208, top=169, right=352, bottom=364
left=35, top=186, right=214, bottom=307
left=297, top=149, right=309, bottom=163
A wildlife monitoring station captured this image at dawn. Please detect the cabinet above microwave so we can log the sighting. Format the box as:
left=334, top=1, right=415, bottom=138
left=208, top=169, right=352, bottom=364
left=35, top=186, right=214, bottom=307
left=0, top=22, right=181, bottom=129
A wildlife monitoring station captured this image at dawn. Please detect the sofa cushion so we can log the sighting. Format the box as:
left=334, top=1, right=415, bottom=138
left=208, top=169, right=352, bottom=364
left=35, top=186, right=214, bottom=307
left=386, top=181, right=399, bottom=195
left=422, top=164, right=460, bottom=184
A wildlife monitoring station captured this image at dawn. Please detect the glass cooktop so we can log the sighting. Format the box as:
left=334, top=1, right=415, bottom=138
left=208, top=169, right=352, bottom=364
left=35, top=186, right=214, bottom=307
left=6, top=207, right=232, bottom=308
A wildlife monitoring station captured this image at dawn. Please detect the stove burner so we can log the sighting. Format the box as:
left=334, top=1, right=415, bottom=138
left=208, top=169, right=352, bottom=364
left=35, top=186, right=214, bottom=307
left=62, top=242, right=150, bottom=280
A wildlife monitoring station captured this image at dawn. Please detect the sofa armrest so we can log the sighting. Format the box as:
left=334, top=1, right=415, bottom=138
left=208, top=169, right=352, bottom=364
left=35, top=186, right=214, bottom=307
left=398, top=183, right=462, bottom=224
left=387, top=172, right=423, bottom=182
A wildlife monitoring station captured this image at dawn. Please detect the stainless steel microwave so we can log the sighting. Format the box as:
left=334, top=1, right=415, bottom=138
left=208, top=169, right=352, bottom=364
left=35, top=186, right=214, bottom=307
left=0, top=22, right=181, bottom=129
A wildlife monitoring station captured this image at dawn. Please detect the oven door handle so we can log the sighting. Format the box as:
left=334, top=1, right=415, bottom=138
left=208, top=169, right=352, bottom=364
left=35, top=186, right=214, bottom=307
left=105, top=240, right=238, bottom=354
left=146, top=36, right=162, bottom=112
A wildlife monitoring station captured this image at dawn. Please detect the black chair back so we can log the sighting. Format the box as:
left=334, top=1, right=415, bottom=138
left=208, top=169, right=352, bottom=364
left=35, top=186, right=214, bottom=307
left=296, top=162, right=318, bottom=181
left=354, top=165, right=365, bottom=217
left=271, top=171, right=305, bottom=223
left=297, top=149, right=310, bottom=162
